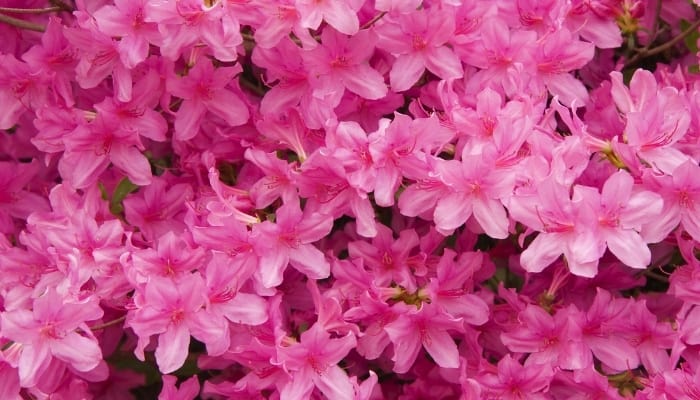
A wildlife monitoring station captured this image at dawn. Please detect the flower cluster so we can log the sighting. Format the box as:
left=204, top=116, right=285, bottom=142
left=0, top=0, right=700, bottom=398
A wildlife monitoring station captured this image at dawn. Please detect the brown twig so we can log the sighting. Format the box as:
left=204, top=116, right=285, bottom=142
left=89, top=315, right=126, bottom=331
left=0, top=13, right=46, bottom=32
left=0, top=6, right=61, bottom=14
left=625, top=18, right=700, bottom=68
left=360, top=11, right=387, bottom=30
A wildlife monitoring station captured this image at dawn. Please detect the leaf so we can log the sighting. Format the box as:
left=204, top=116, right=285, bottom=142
left=681, top=19, right=699, bottom=54
left=109, top=177, right=139, bottom=216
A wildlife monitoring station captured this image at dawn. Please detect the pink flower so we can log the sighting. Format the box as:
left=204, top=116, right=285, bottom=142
left=0, top=290, right=104, bottom=387
left=431, top=152, right=513, bottom=238
left=146, top=0, right=242, bottom=62
left=384, top=303, right=463, bottom=373
left=296, top=0, right=363, bottom=35
left=642, top=160, right=700, bottom=242
left=244, top=149, right=299, bottom=209
left=610, top=69, right=691, bottom=173
left=578, top=170, right=663, bottom=268
left=510, top=177, right=603, bottom=277
left=532, top=28, right=595, bottom=105
left=93, top=0, right=161, bottom=68
left=253, top=202, right=333, bottom=288
left=159, top=375, right=200, bottom=400
left=127, top=275, right=226, bottom=373
left=303, top=28, right=388, bottom=104
left=276, top=324, right=357, bottom=400
left=478, top=355, right=553, bottom=400
left=168, top=59, right=249, bottom=141
left=501, top=304, right=590, bottom=370
left=376, top=9, right=463, bottom=92
left=58, top=114, right=153, bottom=188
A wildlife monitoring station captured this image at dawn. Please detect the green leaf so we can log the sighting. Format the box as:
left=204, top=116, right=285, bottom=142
left=109, top=178, right=139, bottom=216
left=681, top=19, right=699, bottom=53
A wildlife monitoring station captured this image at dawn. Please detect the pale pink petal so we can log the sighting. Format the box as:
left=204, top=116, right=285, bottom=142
left=373, top=167, right=401, bottom=207
left=281, top=368, right=314, bottom=400
left=289, top=244, right=330, bottom=280
left=313, top=365, right=354, bottom=400
left=544, top=73, right=589, bottom=106
left=58, top=151, right=110, bottom=189
left=110, top=145, right=152, bottom=186
left=219, top=293, right=268, bottom=325
left=50, top=332, right=102, bottom=372
left=424, top=46, right=463, bottom=80
left=18, top=344, right=50, bottom=387
left=422, top=329, right=459, bottom=369
left=350, top=196, right=377, bottom=238
left=155, top=325, right=190, bottom=374
left=433, top=192, right=472, bottom=234
left=338, top=65, right=387, bottom=100
left=472, top=198, right=509, bottom=239
left=174, top=100, right=206, bottom=141
left=322, top=1, right=359, bottom=35
left=520, top=233, right=563, bottom=273
left=587, top=335, right=639, bottom=371
left=390, top=54, right=426, bottom=92
left=208, top=90, right=250, bottom=127
left=606, top=230, right=650, bottom=269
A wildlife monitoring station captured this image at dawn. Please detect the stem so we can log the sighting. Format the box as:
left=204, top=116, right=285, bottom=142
left=89, top=315, right=126, bottom=331
left=0, top=6, right=61, bottom=14
left=0, top=13, right=46, bottom=32
left=625, top=19, right=700, bottom=68
left=360, top=11, right=387, bottom=30
left=49, top=0, right=73, bottom=12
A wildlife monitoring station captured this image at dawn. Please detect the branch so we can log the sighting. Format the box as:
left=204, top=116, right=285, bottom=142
left=625, top=19, right=700, bottom=68
left=0, top=13, right=46, bottom=32
left=361, top=11, right=387, bottom=30
left=0, top=6, right=61, bottom=14
left=89, top=315, right=126, bottom=331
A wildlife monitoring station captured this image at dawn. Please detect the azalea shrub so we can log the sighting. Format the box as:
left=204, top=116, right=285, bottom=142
left=1, top=0, right=700, bottom=398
